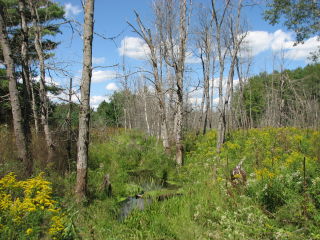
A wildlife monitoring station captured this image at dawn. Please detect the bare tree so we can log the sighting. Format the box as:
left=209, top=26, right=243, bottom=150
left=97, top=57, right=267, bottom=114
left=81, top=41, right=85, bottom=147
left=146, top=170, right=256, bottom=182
left=234, top=54, right=251, bottom=129
left=142, top=79, right=151, bottom=135
left=75, top=0, right=95, bottom=202
left=211, top=0, right=247, bottom=152
left=128, top=10, right=170, bottom=151
left=225, top=0, right=247, bottom=132
left=0, top=5, right=33, bottom=176
left=158, top=0, right=189, bottom=166
left=196, top=6, right=213, bottom=135
left=211, top=0, right=231, bottom=152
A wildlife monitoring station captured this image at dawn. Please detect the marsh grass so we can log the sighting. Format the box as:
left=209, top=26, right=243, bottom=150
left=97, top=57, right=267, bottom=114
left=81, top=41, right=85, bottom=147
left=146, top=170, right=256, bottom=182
left=1, top=127, right=319, bottom=239
left=70, top=127, right=320, bottom=240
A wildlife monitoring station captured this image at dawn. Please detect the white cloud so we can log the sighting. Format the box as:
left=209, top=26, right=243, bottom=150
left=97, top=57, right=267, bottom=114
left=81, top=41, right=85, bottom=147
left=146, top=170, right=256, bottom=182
left=64, top=3, right=82, bottom=17
left=118, top=37, right=150, bottom=60
left=270, top=30, right=293, bottom=51
left=284, top=36, right=319, bottom=60
left=105, top=82, right=118, bottom=91
left=243, top=31, right=274, bottom=56
left=92, top=57, right=106, bottom=64
left=90, top=95, right=109, bottom=109
left=243, top=29, right=319, bottom=61
left=92, top=70, right=117, bottom=83
left=118, top=36, right=201, bottom=64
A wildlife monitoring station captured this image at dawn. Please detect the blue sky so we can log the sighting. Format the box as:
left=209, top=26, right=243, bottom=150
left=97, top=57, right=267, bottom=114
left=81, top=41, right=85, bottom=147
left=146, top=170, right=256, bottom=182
left=48, top=0, right=319, bottom=108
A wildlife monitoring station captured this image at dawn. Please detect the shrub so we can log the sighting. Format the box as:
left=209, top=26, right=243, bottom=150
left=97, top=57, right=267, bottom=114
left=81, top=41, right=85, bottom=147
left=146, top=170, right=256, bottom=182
left=0, top=172, right=69, bottom=240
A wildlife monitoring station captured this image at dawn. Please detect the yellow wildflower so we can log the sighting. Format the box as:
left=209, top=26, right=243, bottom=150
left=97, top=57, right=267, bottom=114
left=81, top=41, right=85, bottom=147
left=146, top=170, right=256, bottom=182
left=26, top=228, right=33, bottom=235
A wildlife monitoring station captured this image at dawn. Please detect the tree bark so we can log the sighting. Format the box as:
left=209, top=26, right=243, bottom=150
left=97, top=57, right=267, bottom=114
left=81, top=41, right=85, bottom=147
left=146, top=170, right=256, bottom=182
left=0, top=5, right=32, bottom=176
left=67, top=78, right=73, bottom=169
left=29, top=76, right=39, bottom=134
left=75, top=0, right=95, bottom=202
left=142, top=85, right=150, bottom=135
left=174, top=0, right=187, bottom=166
left=158, top=0, right=188, bottom=165
left=18, top=0, right=32, bottom=139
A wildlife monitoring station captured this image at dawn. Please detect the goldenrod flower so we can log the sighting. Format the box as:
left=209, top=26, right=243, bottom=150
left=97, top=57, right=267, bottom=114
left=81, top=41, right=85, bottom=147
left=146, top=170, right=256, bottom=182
left=26, top=228, right=33, bottom=235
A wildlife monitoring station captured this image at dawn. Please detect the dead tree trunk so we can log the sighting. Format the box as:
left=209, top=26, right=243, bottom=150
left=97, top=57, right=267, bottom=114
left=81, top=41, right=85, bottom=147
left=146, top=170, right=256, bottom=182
left=142, top=83, right=151, bottom=135
left=75, top=0, right=95, bottom=202
left=0, top=6, right=32, bottom=176
left=225, top=0, right=246, bottom=132
left=67, top=77, right=73, bottom=168
left=196, top=9, right=213, bottom=135
left=174, top=0, right=187, bottom=166
left=212, top=0, right=230, bottom=153
left=128, top=11, right=170, bottom=151
left=29, top=73, right=39, bottom=134
left=158, top=0, right=188, bottom=165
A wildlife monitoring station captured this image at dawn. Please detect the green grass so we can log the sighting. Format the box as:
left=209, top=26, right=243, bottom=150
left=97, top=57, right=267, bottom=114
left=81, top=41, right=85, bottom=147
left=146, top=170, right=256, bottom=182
left=1, top=127, right=319, bottom=239
left=61, top=127, right=319, bottom=239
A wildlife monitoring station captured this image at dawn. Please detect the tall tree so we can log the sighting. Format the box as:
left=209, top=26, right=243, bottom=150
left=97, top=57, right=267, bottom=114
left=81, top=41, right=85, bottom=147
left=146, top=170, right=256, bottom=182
left=158, top=0, right=188, bottom=166
left=225, top=0, right=247, bottom=131
left=0, top=4, right=32, bottom=176
left=128, top=10, right=170, bottom=151
left=175, top=0, right=187, bottom=166
left=212, top=0, right=247, bottom=152
left=75, top=0, right=95, bottom=202
left=211, top=0, right=231, bottom=152
left=18, top=0, right=32, bottom=141
left=28, top=0, right=55, bottom=165
left=196, top=6, right=213, bottom=135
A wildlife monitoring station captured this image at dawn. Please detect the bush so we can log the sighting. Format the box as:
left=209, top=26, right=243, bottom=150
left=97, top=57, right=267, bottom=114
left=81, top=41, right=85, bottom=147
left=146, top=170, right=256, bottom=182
left=0, top=172, right=70, bottom=240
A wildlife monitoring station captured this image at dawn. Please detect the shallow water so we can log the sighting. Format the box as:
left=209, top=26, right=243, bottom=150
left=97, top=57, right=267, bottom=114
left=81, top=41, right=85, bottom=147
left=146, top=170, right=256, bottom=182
left=118, top=196, right=153, bottom=221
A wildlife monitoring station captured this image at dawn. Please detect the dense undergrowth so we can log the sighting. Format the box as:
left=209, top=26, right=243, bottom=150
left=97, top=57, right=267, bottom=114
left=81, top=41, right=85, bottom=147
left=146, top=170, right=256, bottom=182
left=1, top=127, right=320, bottom=239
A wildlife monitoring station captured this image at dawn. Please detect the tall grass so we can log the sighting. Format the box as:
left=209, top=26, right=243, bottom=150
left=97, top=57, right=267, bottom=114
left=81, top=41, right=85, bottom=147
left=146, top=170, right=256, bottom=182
left=1, top=126, right=319, bottom=239
left=70, top=127, right=320, bottom=240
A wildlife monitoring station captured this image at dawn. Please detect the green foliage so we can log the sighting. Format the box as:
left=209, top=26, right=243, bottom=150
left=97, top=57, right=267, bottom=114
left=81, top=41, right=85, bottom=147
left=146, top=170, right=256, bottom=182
left=63, top=128, right=318, bottom=239
left=264, top=0, right=319, bottom=43
left=234, top=64, right=320, bottom=126
left=93, top=91, right=133, bottom=127
left=51, top=103, right=79, bottom=128
left=88, top=130, right=174, bottom=200
left=264, top=0, right=319, bottom=61
left=0, top=0, right=65, bottom=63
left=3, top=127, right=318, bottom=239
left=0, top=69, right=11, bottom=124
left=242, top=72, right=267, bottom=123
